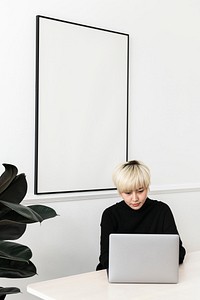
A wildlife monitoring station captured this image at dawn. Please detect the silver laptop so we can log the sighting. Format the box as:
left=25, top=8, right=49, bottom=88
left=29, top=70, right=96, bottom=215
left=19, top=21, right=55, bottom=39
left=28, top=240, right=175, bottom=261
left=108, top=234, right=179, bottom=283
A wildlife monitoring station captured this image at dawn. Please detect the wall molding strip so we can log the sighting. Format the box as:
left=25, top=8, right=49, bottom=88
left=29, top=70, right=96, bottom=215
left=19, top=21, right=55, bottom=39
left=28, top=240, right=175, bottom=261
left=24, top=183, right=200, bottom=205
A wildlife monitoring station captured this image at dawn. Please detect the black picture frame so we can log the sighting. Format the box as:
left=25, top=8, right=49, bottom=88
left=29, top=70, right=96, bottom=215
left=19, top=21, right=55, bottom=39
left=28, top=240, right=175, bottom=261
left=35, top=15, right=129, bottom=194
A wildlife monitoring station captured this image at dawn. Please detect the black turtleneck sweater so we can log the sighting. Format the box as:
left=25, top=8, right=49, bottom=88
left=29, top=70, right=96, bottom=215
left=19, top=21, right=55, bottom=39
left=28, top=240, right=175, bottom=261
left=96, top=198, right=186, bottom=270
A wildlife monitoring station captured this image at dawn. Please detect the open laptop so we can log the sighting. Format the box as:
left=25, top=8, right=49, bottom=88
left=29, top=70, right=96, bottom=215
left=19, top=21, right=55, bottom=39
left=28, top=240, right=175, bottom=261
left=108, top=233, right=179, bottom=283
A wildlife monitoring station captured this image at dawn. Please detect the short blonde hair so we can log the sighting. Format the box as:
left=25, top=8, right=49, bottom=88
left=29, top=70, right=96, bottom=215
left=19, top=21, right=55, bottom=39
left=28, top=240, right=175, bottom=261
left=112, top=160, right=150, bottom=193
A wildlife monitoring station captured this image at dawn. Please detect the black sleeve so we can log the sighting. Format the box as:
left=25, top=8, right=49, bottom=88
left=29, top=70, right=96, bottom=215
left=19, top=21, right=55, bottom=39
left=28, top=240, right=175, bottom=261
left=162, top=204, right=186, bottom=264
left=96, top=208, right=117, bottom=270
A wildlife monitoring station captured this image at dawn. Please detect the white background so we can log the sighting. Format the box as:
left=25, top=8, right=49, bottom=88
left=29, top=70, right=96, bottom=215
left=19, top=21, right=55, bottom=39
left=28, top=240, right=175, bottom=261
left=1, top=1, right=200, bottom=299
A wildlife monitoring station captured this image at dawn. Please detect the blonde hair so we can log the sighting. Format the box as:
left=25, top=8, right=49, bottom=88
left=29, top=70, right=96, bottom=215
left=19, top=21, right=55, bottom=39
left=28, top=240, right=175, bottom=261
left=112, top=160, right=150, bottom=193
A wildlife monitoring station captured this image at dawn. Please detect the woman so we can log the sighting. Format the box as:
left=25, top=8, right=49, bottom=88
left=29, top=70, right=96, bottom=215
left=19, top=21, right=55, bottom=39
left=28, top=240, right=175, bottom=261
left=96, top=160, right=186, bottom=270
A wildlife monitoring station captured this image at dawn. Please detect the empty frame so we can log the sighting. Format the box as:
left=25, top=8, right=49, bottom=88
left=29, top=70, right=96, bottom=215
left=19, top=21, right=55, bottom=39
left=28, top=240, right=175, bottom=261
left=35, top=15, right=129, bottom=194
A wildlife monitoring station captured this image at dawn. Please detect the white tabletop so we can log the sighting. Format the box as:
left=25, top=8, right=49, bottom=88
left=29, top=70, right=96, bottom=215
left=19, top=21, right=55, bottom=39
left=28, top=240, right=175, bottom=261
left=27, top=251, right=200, bottom=300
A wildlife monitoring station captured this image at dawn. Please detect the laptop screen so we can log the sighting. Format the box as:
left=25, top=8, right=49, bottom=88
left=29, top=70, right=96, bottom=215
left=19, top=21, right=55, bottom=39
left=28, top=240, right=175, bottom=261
left=108, top=234, right=179, bottom=283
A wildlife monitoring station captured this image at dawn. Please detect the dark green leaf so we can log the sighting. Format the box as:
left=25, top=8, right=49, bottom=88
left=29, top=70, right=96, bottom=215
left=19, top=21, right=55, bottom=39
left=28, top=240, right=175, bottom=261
left=0, top=201, right=57, bottom=224
left=0, top=206, right=10, bottom=221
left=0, top=258, right=37, bottom=278
left=0, top=164, right=18, bottom=194
left=0, top=203, right=57, bottom=225
left=29, top=205, right=58, bottom=220
left=0, top=287, right=20, bottom=296
left=0, top=173, right=27, bottom=205
left=0, top=201, right=43, bottom=223
left=0, top=241, right=32, bottom=262
left=0, top=210, right=41, bottom=225
left=0, top=220, right=26, bottom=240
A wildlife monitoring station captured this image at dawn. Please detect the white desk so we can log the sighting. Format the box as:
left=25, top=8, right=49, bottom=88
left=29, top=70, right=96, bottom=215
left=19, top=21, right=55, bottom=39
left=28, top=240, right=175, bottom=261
left=27, top=251, right=200, bottom=300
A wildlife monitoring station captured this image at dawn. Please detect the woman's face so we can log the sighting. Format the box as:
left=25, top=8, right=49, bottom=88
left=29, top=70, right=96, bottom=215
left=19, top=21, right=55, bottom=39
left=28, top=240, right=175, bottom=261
left=120, top=187, right=148, bottom=210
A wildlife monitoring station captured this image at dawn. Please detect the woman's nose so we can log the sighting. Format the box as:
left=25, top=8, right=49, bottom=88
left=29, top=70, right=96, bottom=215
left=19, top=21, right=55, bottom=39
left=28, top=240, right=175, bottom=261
left=131, top=192, right=139, bottom=201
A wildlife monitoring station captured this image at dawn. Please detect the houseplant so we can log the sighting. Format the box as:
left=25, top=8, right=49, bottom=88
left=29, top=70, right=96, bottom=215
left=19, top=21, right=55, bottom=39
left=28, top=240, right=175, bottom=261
left=0, top=163, right=57, bottom=299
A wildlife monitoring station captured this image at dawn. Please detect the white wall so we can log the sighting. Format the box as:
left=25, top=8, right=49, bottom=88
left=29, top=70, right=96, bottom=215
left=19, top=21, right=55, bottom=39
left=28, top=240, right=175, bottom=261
left=1, top=1, right=200, bottom=299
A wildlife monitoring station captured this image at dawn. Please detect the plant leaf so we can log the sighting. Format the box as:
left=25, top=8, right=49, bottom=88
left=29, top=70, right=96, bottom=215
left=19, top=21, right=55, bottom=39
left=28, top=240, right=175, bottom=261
left=0, top=220, right=26, bottom=240
left=0, top=294, right=6, bottom=300
left=0, top=258, right=37, bottom=278
left=0, top=201, right=43, bottom=223
left=0, top=164, right=18, bottom=194
left=0, top=203, right=57, bottom=224
left=28, top=205, right=58, bottom=220
left=0, top=210, right=40, bottom=225
left=0, top=211, right=44, bottom=225
left=0, top=287, right=20, bottom=296
left=0, top=173, right=27, bottom=204
left=0, top=206, right=10, bottom=220
left=0, top=241, right=32, bottom=262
